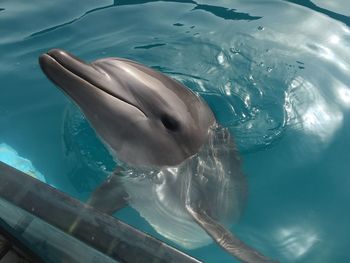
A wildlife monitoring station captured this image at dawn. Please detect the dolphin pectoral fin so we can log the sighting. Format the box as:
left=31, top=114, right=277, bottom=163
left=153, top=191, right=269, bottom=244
left=185, top=205, right=278, bottom=263
left=69, top=168, right=129, bottom=235
left=87, top=168, right=129, bottom=215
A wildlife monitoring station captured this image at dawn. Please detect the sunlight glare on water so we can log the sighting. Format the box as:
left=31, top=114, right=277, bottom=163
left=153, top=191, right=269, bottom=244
left=0, top=0, right=350, bottom=262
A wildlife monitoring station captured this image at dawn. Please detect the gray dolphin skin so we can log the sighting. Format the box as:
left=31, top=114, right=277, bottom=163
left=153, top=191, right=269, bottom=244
left=39, top=49, right=277, bottom=263
left=39, top=49, right=214, bottom=167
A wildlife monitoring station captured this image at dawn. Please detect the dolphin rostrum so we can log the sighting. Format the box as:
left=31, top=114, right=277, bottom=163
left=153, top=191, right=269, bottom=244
left=39, top=49, right=277, bottom=263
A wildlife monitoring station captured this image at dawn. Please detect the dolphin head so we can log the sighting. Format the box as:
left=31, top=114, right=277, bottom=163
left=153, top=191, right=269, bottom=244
left=39, top=49, right=215, bottom=167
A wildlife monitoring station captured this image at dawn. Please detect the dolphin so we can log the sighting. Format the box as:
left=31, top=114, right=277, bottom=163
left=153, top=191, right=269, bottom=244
left=39, top=49, right=277, bottom=263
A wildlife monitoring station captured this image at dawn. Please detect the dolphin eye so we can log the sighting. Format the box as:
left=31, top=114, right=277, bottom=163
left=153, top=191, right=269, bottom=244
left=161, top=114, right=180, bottom=132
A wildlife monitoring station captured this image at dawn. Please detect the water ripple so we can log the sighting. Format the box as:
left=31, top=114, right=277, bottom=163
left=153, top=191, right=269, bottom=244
left=2, top=1, right=350, bottom=262
left=134, top=43, right=167, bottom=49
left=284, top=0, right=350, bottom=27
left=27, top=0, right=261, bottom=39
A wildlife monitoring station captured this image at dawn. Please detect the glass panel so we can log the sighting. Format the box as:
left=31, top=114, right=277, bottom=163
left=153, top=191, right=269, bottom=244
left=0, top=197, right=117, bottom=263
left=0, top=161, right=200, bottom=263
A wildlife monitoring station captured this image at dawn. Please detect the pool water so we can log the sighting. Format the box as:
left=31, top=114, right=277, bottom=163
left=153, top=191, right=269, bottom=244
left=1, top=0, right=350, bottom=262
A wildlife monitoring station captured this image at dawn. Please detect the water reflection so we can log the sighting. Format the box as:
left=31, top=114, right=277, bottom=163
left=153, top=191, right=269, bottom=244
left=1, top=0, right=350, bottom=261
left=336, top=85, right=350, bottom=108
left=304, top=42, right=350, bottom=73
left=284, top=0, right=350, bottom=27
left=29, top=0, right=261, bottom=38
left=329, top=34, right=340, bottom=44
left=286, top=76, right=343, bottom=144
left=134, top=43, right=166, bottom=49
left=277, top=225, right=319, bottom=260
left=191, top=2, right=261, bottom=20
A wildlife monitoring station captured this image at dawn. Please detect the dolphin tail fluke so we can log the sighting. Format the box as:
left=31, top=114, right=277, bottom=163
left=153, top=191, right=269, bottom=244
left=186, top=205, right=278, bottom=263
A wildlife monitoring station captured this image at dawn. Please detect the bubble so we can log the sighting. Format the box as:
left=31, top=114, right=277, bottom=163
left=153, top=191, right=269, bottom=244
left=229, top=47, right=240, bottom=54
left=217, top=51, right=225, bottom=65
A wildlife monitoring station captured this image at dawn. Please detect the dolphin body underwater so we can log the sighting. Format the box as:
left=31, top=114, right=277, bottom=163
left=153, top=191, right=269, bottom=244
left=39, top=49, right=277, bottom=263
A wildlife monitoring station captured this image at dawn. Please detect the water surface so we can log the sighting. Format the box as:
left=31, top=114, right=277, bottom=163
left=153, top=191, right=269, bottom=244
left=1, top=0, right=350, bottom=262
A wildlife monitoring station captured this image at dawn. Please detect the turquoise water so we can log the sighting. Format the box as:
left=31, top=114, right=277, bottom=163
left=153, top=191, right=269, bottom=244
left=1, top=0, right=350, bottom=262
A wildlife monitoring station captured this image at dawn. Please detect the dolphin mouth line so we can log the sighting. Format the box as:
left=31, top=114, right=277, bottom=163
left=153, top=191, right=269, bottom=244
left=42, top=52, right=148, bottom=118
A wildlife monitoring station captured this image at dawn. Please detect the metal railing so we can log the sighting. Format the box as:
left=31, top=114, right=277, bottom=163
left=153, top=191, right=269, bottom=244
left=0, top=161, right=201, bottom=263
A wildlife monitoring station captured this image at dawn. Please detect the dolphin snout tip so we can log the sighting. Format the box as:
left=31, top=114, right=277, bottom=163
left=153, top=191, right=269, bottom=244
left=47, top=48, right=68, bottom=58
left=38, top=49, right=65, bottom=68
left=39, top=48, right=67, bottom=62
left=43, top=48, right=88, bottom=68
left=38, top=53, right=51, bottom=70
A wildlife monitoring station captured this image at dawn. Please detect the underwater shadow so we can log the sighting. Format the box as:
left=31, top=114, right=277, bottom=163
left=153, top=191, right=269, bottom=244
left=29, top=0, right=261, bottom=38
left=284, top=0, right=350, bottom=27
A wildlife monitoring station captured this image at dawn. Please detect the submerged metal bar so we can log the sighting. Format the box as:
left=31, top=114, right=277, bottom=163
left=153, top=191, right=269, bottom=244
left=0, top=161, right=201, bottom=263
